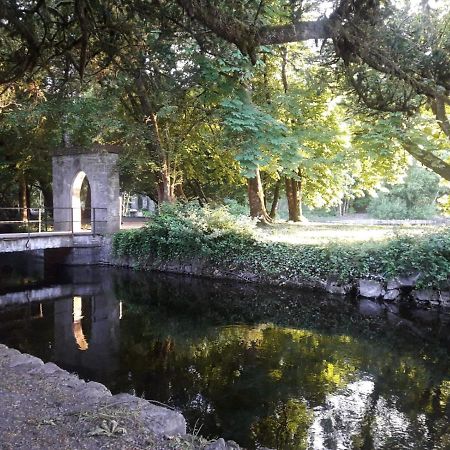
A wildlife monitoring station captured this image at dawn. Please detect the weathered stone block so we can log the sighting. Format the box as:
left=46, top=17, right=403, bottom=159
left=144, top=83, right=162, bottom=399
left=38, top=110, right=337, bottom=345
left=413, top=289, right=439, bottom=304
left=440, top=291, right=450, bottom=307
left=358, top=279, right=383, bottom=298
left=383, top=289, right=400, bottom=301
left=386, top=278, right=401, bottom=290
left=325, top=276, right=351, bottom=295
left=7, top=354, right=43, bottom=368
left=397, top=272, right=421, bottom=288
left=112, top=393, right=186, bottom=436
left=205, top=438, right=227, bottom=450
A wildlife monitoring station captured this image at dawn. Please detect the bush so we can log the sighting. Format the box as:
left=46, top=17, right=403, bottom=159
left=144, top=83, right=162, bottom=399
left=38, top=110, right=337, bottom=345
left=223, top=198, right=249, bottom=217
left=368, top=195, right=438, bottom=220
left=113, top=203, right=450, bottom=288
left=367, top=166, right=442, bottom=220
left=113, top=202, right=256, bottom=263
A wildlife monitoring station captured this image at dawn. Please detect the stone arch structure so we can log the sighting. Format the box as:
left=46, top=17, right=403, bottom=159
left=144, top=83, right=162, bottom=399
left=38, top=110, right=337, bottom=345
left=52, top=147, right=120, bottom=234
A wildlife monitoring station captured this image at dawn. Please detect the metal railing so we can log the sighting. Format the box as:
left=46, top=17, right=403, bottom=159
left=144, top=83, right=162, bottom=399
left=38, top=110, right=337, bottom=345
left=0, top=207, right=108, bottom=235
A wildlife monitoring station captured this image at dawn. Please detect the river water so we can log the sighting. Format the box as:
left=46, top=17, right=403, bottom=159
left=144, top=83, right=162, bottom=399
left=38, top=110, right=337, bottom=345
left=0, top=253, right=449, bottom=449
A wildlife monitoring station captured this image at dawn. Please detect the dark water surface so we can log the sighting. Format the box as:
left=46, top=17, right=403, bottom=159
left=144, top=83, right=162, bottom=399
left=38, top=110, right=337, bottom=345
left=0, top=254, right=449, bottom=449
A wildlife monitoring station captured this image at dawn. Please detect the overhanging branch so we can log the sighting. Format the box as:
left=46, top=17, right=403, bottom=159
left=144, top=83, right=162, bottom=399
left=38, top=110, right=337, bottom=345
left=402, top=139, right=450, bottom=181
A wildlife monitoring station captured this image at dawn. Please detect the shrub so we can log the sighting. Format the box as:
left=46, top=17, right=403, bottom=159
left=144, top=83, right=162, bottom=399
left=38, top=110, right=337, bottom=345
left=113, top=202, right=256, bottom=263
left=113, top=204, right=450, bottom=288
left=367, top=166, right=442, bottom=220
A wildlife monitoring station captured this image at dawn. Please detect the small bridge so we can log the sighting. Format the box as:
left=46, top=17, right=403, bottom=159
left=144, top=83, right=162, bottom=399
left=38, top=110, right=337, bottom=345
left=0, top=230, right=103, bottom=254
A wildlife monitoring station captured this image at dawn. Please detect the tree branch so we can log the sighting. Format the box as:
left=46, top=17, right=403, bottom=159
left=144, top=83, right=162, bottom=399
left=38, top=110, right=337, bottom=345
left=402, top=139, right=450, bottom=181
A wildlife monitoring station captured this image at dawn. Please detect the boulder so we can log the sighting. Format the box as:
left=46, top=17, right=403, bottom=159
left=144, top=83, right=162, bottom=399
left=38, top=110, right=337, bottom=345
left=386, top=278, right=401, bottom=290
left=383, top=289, right=400, bottom=302
left=325, top=276, right=352, bottom=295
left=397, top=272, right=421, bottom=289
left=413, top=289, right=440, bottom=305
left=358, top=279, right=383, bottom=298
left=112, top=393, right=186, bottom=436
left=440, top=291, right=450, bottom=308
left=204, top=438, right=242, bottom=450
left=205, top=439, right=227, bottom=450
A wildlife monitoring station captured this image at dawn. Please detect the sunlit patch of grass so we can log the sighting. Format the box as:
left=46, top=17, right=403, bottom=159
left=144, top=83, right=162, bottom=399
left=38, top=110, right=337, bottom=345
left=256, top=223, right=445, bottom=246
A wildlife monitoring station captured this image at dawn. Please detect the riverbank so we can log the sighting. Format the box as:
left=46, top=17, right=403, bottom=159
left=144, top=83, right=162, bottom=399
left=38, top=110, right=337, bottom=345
left=110, top=204, right=450, bottom=306
left=0, top=343, right=248, bottom=450
left=0, top=344, right=190, bottom=449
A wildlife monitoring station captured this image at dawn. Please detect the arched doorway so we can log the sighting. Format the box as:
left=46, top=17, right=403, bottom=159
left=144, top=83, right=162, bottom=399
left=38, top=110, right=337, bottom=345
left=71, top=171, right=91, bottom=232
left=52, top=148, right=121, bottom=234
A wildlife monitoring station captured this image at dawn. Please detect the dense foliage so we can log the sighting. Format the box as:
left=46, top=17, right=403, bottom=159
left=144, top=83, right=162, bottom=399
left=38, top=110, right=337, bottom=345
left=1, top=0, right=450, bottom=222
left=367, top=165, right=446, bottom=219
left=113, top=204, right=450, bottom=288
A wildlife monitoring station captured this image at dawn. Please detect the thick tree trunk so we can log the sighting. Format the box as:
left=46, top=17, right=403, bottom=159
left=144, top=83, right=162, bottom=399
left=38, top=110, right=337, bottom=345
left=248, top=168, right=272, bottom=223
left=285, top=177, right=300, bottom=221
left=157, top=164, right=175, bottom=203
left=190, top=179, right=208, bottom=206
left=174, top=182, right=187, bottom=200
left=285, top=175, right=304, bottom=222
left=39, top=182, right=53, bottom=209
left=269, top=178, right=282, bottom=219
left=430, top=97, right=450, bottom=139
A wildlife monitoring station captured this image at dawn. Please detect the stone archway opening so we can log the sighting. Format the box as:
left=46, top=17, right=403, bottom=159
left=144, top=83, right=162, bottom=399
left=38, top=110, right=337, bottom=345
left=53, top=147, right=120, bottom=234
left=71, top=171, right=92, bottom=232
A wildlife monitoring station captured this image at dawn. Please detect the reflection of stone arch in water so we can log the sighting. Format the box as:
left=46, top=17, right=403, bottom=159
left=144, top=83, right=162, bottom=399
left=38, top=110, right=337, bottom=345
left=52, top=147, right=121, bottom=234
left=72, top=296, right=89, bottom=351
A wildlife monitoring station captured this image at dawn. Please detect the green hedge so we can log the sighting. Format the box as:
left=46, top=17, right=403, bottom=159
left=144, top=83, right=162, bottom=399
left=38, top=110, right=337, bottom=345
left=113, top=204, right=450, bottom=288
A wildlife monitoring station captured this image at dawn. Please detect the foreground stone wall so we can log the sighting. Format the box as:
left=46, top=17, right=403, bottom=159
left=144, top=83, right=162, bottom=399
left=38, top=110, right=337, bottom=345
left=0, top=344, right=186, bottom=449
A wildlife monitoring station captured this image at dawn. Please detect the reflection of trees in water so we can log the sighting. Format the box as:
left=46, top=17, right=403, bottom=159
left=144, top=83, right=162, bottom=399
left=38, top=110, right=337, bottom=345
left=117, top=287, right=449, bottom=450
left=251, top=399, right=312, bottom=450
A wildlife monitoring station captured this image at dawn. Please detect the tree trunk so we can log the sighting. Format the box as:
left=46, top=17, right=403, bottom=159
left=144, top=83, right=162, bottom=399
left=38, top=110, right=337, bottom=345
left=157, top=163, right=175, bottom=203
left=285, top=175, right=305, bottom=222
left=281, top=47, right=289, bottom=93
left=18, top=173, right=28, bottom=221
left=269, top=178, right=282, bottom=219
left=285, top=177, right=300, bottom=221
left=134, top=74, right=176, bottom=203
left=39, top=182, right=53, bottom=209
left=298, top=174, right=304, bottom=219
left=174, top=182, right=187, bottom=200
left=190, top=179, right=208, bottom=206
left=248, top=168, right=272, bottom=223
left=430, top=97, right=450, bottom=139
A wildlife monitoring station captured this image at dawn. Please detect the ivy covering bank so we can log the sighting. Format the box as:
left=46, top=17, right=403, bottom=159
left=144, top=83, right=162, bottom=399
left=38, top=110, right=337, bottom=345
left=113, top=204, right=450, bottom=289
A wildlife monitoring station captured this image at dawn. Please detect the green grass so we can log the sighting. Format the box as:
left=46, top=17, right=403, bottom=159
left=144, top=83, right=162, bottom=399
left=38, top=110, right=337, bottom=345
left=256, top=222, right=445, bottom=246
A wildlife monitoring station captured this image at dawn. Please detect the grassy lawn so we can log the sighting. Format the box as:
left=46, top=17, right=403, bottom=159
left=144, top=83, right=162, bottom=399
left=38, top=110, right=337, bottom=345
left=256, top=222, right=448, bottom=245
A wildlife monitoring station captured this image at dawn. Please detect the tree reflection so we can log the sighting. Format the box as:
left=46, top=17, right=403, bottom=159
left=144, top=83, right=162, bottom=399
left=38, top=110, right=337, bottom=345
left=117, top=308, right=448, bottom=449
